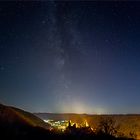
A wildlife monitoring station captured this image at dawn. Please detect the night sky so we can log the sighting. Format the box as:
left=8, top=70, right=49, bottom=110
left=0, top=1, right=140, bottom=114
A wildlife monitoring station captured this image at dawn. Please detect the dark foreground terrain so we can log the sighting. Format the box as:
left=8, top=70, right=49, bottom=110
left=0, top=104, right=136, bottom=140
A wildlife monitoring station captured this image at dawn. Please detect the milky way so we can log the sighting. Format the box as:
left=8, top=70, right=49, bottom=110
left=0, top=1, right=140, bottom=114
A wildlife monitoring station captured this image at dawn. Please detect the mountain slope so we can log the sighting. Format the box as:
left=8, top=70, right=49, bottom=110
left=0, top=103, right=50, bottom=138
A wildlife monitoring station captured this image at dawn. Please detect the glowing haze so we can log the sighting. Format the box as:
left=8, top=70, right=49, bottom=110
left=0, top=1, right=140, bottom=114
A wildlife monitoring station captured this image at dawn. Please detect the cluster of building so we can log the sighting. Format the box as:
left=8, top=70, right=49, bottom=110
left=44, top=119, right=69, bottom=131
left=44, top=119, right=95, bottom=132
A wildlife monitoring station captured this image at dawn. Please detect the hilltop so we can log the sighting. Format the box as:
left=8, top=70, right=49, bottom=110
left=0, top=103, right=50, bottom=128
left=0, top=103, right=50, bottom=139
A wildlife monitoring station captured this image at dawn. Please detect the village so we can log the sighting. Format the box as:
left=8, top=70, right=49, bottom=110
left=44, top=119, right=95, bottom=132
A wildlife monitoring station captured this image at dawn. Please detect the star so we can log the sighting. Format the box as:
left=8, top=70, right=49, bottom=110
left=0, top=66, right=5, bottom=71
left=42, top=20, right=46, bottom=24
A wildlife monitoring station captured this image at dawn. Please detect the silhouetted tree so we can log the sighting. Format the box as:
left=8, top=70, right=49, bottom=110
left=97, top=117, right=119, bottom=137
left=129, top=131, right=137, bottom=139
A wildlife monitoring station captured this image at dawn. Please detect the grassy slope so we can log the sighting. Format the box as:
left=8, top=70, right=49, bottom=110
left=0, top=104, right=50, bottom=129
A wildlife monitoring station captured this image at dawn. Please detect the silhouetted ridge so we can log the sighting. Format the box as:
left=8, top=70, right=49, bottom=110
left=0, top=103, right=51, bottom=139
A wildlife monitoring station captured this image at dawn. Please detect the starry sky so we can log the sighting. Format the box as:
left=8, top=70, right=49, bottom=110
left=0, top=1, right=140, bottom=114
